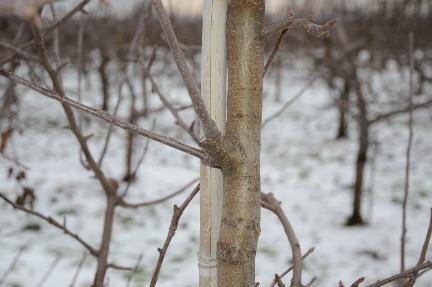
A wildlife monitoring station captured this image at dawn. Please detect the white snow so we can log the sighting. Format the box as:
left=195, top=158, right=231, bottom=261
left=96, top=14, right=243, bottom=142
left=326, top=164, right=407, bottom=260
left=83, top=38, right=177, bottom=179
left=0, top=56, right=431, bottom=287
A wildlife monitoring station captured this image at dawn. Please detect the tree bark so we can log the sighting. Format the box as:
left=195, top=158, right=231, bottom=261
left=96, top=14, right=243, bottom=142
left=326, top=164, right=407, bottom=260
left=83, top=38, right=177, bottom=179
left=217, top=1, right=265, bottom=286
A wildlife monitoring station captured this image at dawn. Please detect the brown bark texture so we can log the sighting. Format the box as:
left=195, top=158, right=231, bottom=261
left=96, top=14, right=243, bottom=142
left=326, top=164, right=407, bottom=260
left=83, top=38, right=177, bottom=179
left=216, top=1, right=265, bottom=286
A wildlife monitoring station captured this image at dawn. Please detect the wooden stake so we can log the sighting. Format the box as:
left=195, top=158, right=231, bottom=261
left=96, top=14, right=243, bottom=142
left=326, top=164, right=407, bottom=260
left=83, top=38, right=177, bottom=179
left=199, top=1, right=228, bottom=286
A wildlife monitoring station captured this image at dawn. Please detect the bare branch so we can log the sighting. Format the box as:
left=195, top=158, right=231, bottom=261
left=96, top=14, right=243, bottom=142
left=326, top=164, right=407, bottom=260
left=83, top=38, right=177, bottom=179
left=149, top=184, right=200, bottom=287
left=264, top=29, right=288, bottom=77
left=106, top=263, right=135, bottom=272
left=76, top=19, right=84, bottom=110
left=261, top=192, right=302, bottom=287
left=120, top=119, right=154, bottom=198
left=0, top=246, right=25, bottom=285
left=267, top=247, right=315, bottom=287
left=401, top=31, right=415, bottom=273
left=124, top=253, right=143, bottom=287
left=407, top=209, right=432, bottom=287
left=368, top=98, right=432, bottom=125
left=305, top=276, right=317, bottom=287
left=263, top=11, right=296, bottom=77
left=148, top=74, right=201, bottom=143
left=262, top=17, right=336, bottom=39
left=150, top=0, right=221, bottom=139
left=35, top=255, right=61, bottom=287
left=0, top=192, right=98, bottom=256
left=365, top=261, right=432, bottom=287
left=97, top=92, right=122, bottom=167
left=0, top=69, right=209, bottom=162
left=273, top=274, right=285, bottom=287
left=262, top=76, right=318, bottom=128
left=69, top=251, right=87, bottom=287
left=418, top=210, right=432, bottom=268
left=1, top=153, right=30, bottom=170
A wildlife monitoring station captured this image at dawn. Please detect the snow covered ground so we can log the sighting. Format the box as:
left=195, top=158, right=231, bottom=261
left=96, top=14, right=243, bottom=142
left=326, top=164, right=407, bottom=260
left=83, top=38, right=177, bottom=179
left=0, top=57, right=431, bottom=287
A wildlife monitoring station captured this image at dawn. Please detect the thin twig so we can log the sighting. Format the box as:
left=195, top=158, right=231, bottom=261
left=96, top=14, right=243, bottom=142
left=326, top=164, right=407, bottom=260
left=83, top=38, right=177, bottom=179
left=262, top=76, right=318, bottom=127
left=262, top=17, right=336, bottom=39
left=0, top=192, right=98, bottom=256
left=97, top=85, right=123, bottom=167
left=368, top=98, right=432, bottom=125
left=274, top=274, right=286, bottom=287
left=120, top=120, right=156, bottom=199
left=0, top=246, right=25, bottom=285
left=34, top=255, right=62, bottom=287
left=49, top=3, right=61, bottom=66
left=365, top=261, right=432, bottom=287
left=148, top=74, right=200, bottom=143
left=263, top=10, right=295, bottom=78
left=264, top=29, right=288, bottom=77
left=106, top=263, right=135, bottom=272
left=149, top=184, right=200, bottom=287
left=125, top=253, right=143, bottom=287
left=261, top=192, right=302, bottom=287
left=401, top=31, right=415, bottom=273
left=305, top=276, right=317, bottom=287
left=69, top=251, right=88, bottom=287
left=76, top=19, right=84, bottom=127
left=407, top=209, right=432, bottom=287
left=119, top=178, right=199, bottom=208
left=267, top=247, right=315, bottom=287
left=417, top=210, right=432, bottom=268
left=0, top=153, right=30, bottom=170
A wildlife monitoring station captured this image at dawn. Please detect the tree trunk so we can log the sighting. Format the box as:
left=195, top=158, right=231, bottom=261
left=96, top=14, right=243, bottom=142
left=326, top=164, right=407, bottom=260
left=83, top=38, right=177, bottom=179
left=217, top=1, right=265, bottom=286
left=346, top=81, right=368, bottom=226
left=336, top=80, right=350, bottom=139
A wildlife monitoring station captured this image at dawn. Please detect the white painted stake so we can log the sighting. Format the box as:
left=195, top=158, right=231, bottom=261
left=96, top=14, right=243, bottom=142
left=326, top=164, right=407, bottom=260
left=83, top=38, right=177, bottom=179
left=199, top=1, right=228, bottom=287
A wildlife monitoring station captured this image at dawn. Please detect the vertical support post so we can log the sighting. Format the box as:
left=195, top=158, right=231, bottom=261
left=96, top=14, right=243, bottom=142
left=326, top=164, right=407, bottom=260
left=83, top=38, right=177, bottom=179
left=199, top=1, right=228, bottom=287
